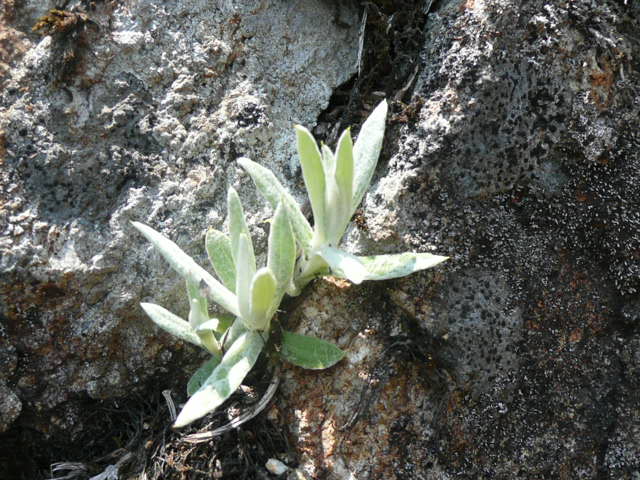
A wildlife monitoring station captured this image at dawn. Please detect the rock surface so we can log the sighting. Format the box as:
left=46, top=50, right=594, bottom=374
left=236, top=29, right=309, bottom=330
left=0, top=0, right=358, bottom=438
left=2, top=0, right=640, bottom=479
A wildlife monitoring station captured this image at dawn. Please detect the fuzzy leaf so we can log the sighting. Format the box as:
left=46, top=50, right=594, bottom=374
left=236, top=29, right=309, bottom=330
left=173, top=330, right=264, bottom=428
left=235, top=233, right=256, bottom=322
left=205, top=229, right=236, bottom=292
left=267, top=202, right=296, bottom=294
left=186, top=279, right=209, bottom=329
left=238, top=157, right=313, bottom=250
left=335, top=128, right=354, bottom=208
left=249, top=267, right=277, bottom=330
left=352, top=100, right=388, bottom=210
left=280, top=331, right=345, bottom=369
left=194, top=315, right=221, bottom=355
left=295, top=126, right=326, bottom=239
left=318, top=246, right=368, bottom=284
left=140, top=303, right=203, bottom=348
left=321, top=146, right=345, bottom=244
left=187, top=356, right=221, bottom=397
left=223, top=316, right=249, bottom=349
left=358, top=252, right=449, bottom=280
left=197, top=316, right=234, bottom=335
left=227, top=188, right=255, bottom=268
left=132, top=222, right=239, bottom=317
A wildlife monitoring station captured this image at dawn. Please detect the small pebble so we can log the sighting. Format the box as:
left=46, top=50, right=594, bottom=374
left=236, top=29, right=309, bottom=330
left=265, top=458, right=288, bottom=476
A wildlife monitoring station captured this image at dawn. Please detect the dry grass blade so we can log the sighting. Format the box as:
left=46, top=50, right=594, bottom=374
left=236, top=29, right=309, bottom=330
left=48, top=462, right=89, bottom=480
left=162, top=390, right=177, bottom=421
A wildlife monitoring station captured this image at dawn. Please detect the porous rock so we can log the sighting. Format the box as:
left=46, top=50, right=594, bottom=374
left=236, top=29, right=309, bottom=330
left=0, top=0, right=358, bottom=438
left=280, top=0, right=640, bottom=478
left=2, top=0, right=640, bottom=479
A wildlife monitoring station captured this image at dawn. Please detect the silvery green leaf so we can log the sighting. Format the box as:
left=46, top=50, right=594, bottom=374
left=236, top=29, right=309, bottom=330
left=223, top=316, right=248, bottom=349
left=186, top=356, right=221, bottom=397
left=335, top=128, right=354, bottom=206
left=235, top=233, right=256, bottom=322
left=140, top=302, right=203, bottom=348
left=194, top=312, right=221, bottom=355
left=352, top=100, right=388, bottom=210
left=173, top=330, right=264, bottom=428
left=249, top=267, right=277, bottom=330
left=132, top=222, right=239, bottom=317
left=280, top=331, right=345, bottom=370
left=318, top=246, right=367, bottom=284
left=320, top=144, right=335, bottom=174
left=238, top=157, right=313, bottom=251
left=267, top=202, right=296, bottom=294
left=186, top=279, right=208, bottom=329
left=321, top=146, right=346, bottom=244
left=295, top=126, right=326, bottom=239
left=205, top=228, right=236, bottom=292
left=358, top=252, right=449, bottom=280
left=197, top=316, right=233, bottom=335
left=227, top=188, right=255, bottom=267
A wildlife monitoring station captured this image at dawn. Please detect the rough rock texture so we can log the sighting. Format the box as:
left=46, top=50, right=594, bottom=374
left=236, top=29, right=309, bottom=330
left=2, top=0, right=640, bottom=479
left=0, top=0, right=358, bottom=439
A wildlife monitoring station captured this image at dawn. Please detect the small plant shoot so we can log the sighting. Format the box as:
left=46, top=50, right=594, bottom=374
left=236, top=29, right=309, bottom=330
left=133, top=99, right=448, bottom=428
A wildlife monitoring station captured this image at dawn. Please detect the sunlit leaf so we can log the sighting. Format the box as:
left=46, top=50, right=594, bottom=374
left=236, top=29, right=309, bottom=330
left=187, top=356, right=221, bottom=397
left=249, top=267, right=277, bottom=330
left=173, top=330, right=264, bottom=428
left=295, top=126, right=326, bottom=239
left=205, top=229, right=236, bottom=292
left=197, top=316, right=234, bottom=335
left=132, top=222, right=239, bottom=316
left=358, top=252, right=449, bottom=280
left=140, top=302, right=203, bottom=348
left=267, top=202, right=296, bottom=294
left=186, top=279, right=208, bottom=329
left=280, top=331, right=345, bottom=369
left=335, top=127, right=354, bottom=208
left=238, top=157, right=313, bottom=251
left=193, top=313, right=221, bottom=355
left=318, top=246, right=367, bottom=284
left=227, top=188, right=255, bottom=269
left=352, top=100, right=388, bottom=210
left=235, top=233, right=256, bottom=322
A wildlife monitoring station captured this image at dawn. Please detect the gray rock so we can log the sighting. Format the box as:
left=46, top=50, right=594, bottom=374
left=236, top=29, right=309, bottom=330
left=2, top=0, right=640, bottom=479
left=0, top=0, right=358, bottom=437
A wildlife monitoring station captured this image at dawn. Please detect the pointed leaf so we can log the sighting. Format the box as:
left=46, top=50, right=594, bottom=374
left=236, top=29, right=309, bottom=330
left=249, top=267, right=277, bottom=330
left=238, top=157, right=313, bottom=251
left=318, top=246, right=367, bottom=284
left=197, top=316, right=234, bottom=335
left=267, top=202, right=296, bottom=293
left=235, top=233, right=256, bottom=322
left=321, top=146, right=346, bottom=245
left=321, top=144, right=335, bottom=175
left=335, top=128, right=354, bottom=207
left=194, top=315, right=221, bottom=355
left=223, top=316, right=248, bottom=349
left=173, top=330, right=264, bottom=428
left=205, top=229, right=236, bottom=291
left=187, top=356, right=221, bottom=397
left=280, top=331, right=345, bottom=369
left=186, top=279, right=209, bottom=329
left=295, top=126, right=326, bottom=239
left=132, top=222, right=239, bottom=316
left=358, top=252, right=449, bottom=280
left=352, top=100, right=388, bottom=210
left=140, top=302, right=203, bottom=348
left=227, top=188, right=255, bottom=267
